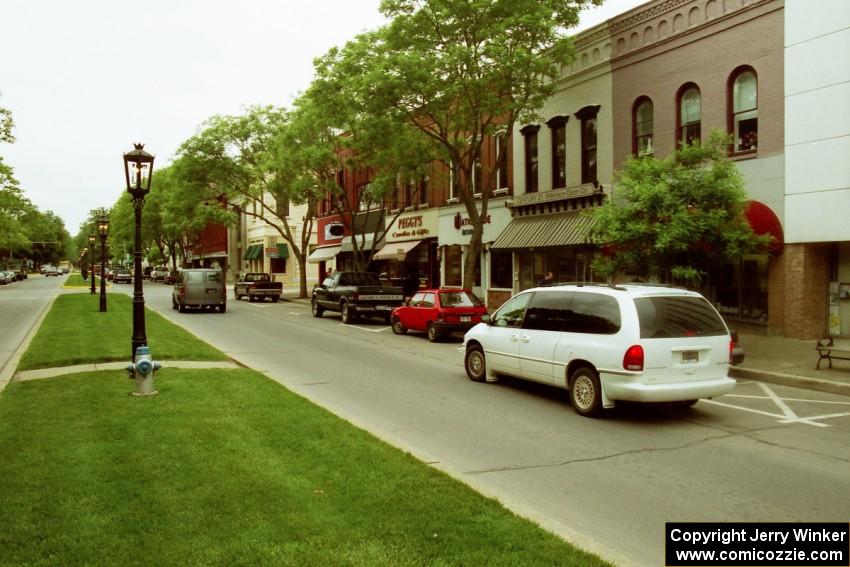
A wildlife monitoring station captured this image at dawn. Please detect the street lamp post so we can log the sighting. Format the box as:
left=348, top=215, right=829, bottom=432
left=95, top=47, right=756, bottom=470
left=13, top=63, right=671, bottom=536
left=89, top=234, right=96, bottom=294
left=97, top=215, right=109, bottom=312
left=123, top=143, right=155, bottom=364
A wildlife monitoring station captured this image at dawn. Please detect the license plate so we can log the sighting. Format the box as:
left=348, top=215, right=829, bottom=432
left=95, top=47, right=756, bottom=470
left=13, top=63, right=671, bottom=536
left=460, top=315, right=471, bottom=322
left=206, top=289, right=218, bottom=294
left=681, top=351, right=699, bottom=363
left=376, top=305, right=392, bottom=311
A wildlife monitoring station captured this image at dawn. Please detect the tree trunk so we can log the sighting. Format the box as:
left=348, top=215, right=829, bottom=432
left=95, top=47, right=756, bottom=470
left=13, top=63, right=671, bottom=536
left=298, top=253, right=308, bottom=298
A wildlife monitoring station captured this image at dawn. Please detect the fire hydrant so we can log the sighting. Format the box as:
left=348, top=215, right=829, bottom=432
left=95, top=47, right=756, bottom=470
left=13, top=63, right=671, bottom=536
left=126, top=345, right=161, bottom=397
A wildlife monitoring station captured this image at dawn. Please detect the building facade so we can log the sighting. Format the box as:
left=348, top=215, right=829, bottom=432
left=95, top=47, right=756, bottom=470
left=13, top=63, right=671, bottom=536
left=784, top=0, right=850, bottom=338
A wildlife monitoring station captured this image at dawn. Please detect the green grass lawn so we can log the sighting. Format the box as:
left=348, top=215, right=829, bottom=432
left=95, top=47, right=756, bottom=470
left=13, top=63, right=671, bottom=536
left=0, top=370, right=608, bottom=567
left=17, top=293, right=227, bottom=370
left=63, top=273, right=91, bottom=287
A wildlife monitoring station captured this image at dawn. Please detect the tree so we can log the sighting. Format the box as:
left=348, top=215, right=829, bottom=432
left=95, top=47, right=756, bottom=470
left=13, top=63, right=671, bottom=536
left=175, top=106, right=319, bottom=297
left=0, top=96, right=28, bottom=255
left=314, top=0, right=597, bottom=286
left=589, top=132, right=771, bottom=286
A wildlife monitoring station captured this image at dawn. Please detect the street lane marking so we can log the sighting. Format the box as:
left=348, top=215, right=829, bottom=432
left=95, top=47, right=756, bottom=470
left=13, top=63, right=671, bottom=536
left=340, top=324, right=391, bottom=333
left=703, top=382, right=850, bottom=427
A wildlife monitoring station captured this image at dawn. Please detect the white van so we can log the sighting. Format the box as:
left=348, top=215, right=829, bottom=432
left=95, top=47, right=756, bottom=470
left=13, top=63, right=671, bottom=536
left=463, top=283, right=737, bottom=417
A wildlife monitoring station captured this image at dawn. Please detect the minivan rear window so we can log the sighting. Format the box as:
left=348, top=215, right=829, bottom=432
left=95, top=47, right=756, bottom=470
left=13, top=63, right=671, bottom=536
left=206, top=271, right=222, bottom=283
left=635, top=296, right=726, bottom=339
left=185, top=271, right=204, bottom=283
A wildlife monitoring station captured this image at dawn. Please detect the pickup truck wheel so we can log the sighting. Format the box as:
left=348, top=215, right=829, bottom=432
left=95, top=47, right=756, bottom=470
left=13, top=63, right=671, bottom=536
left=271, top=296, right=279, bottom=303
left=234, top=290, right=242, bottom=300
left=311, top=297, right=324, bottom=318
left=172, top=297, right=178, bottom=310
left=391, top=317, right=407, bottom=335
left=248, top=295, right=255, bottom=302
left=341, top=302, right=356, bottom=324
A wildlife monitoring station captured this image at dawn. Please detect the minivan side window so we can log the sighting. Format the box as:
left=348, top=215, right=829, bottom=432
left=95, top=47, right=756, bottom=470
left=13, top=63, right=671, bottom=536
left=492, top=293, right=532, bottom=328
left=565, top=292, right=621, bottom=334
left=524, top=291, right=574, bottom=332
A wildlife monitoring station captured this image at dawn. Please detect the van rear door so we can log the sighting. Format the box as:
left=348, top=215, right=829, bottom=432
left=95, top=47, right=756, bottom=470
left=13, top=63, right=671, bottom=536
left=634, top=295, right=729, bottom=384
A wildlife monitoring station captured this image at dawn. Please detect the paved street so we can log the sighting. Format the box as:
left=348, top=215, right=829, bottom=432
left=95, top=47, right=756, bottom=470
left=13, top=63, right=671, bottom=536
left=0, top=276, right=65, bottom=384
left=103, top=282, right=850, bottom=567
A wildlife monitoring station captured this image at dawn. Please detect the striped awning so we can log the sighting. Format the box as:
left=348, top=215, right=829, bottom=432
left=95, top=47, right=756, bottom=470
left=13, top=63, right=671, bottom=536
left=243, top=244, right=263, bottom=260
left=308, top=245, right=341, bottom=264
left=492, top=212, right=596, bottom=249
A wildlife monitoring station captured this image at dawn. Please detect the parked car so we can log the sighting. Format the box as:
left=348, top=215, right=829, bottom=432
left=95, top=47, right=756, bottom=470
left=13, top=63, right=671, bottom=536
left=105, top=268, right=114, bottom=281
left=463, top=283, right=737, bottom=417
left=163, top=270, right=179, bottom=285
left=172, top=268, right=226, bottom=313
left=391, top=288, right=488, bottom=342
left=234, top=272, right=282, bottom=302
left=43, top=266, right=60, bottom=277
left=113, top=267, right=132, bottom=284
left=151, top=266, right=169, bottom=282
left=0, top=271, right=15, bottom=285
left=311, top=271, right=404, bottom=324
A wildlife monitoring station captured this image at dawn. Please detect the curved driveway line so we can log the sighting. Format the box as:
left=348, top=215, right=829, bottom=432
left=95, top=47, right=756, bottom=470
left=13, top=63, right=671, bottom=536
left=13, top=360, right=241, bottom=382
left=0, top=295, right=57, bottom=395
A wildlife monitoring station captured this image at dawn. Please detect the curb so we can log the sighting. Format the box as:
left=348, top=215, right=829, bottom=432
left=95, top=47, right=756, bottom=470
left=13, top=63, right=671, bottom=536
left=14, top=360, right=242, bottom=382
left=730, top=366, right=850, bottom=398
left=0, top=295, right=57, bottom=395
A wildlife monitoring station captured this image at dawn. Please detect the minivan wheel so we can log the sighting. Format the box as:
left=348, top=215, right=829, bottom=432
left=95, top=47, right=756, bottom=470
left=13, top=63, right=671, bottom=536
left=465, top=344, right=487, bottom=382
left=178, top=301, right=187, bottom=313
left=570, top=367, right=602, bottom=417
left=172, top=297, right=178, bottom=311
left=219, top=304, right=226, bottom=313
left=311, top=298, right=324, bottom=318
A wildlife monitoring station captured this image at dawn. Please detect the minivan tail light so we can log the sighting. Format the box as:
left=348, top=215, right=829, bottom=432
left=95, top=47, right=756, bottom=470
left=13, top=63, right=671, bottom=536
left=623, top=345, right=644, bottom=371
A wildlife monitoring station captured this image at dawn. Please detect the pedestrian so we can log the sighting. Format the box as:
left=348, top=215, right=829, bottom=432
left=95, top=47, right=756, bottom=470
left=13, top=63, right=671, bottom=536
left=537, top=271, right=555, bottom=287
left=326, top=267, right=333, bottom=277
left=403, top=271, right=420, bottom=299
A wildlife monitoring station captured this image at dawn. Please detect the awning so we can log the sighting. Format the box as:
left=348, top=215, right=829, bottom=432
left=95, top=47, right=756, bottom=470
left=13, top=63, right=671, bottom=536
left=243, top=244, right=263, bottom=261
left=308, top=245, right=341, bottom=264
left=372, top=239, right=422, bottom=261
left=340, top=234, right=384, bottom=253
left=492, top=212, right=596, bottom=249
left=745, top=201, right=783, bottom=254
left=268, top=243, right=289, bottom=259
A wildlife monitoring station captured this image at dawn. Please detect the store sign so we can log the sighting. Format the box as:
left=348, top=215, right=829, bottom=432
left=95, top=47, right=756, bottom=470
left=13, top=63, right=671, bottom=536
left=324, top=223, right=345, bottom=241
left=389, top=210, right=438, bottom=241
left=454, top=212, right=491, bottom=235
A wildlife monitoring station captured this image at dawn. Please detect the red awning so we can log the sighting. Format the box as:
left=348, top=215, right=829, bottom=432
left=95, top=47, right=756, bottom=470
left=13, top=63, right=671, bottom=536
left=745, top=201, right=783, bottom=254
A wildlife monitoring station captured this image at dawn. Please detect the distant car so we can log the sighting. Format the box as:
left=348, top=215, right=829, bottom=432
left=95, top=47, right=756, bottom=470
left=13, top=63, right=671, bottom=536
left=163, top=270, right=179, bottom=285
left=151, top=266, right=169, bottom=282
left=105, top=268, right=114, bottom=281
left=0, top=271, right=14, bottom=285
left=391, top=288, right=489, bottom=342
left=43, top=266, right=60, bottom=277
left=113, top=268, right=132, bottom=284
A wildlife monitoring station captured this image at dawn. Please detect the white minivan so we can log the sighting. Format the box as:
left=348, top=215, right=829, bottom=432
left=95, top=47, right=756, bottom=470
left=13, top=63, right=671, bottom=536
left=463, top=283, right=736, bottom=417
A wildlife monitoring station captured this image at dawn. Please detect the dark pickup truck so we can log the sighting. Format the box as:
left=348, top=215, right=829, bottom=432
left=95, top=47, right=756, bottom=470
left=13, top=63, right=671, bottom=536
left=234, top=272, right=283, bottom=302
left=311, top=271, right=404, bottom=324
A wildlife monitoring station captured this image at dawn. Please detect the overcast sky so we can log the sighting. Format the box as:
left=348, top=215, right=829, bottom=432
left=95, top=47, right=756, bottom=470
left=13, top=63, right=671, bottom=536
left=0, top=0, right=647, bottom=235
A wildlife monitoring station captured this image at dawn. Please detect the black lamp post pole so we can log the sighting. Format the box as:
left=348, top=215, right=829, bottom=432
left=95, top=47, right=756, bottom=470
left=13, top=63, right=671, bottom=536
left=131, top=197, right=147, bottom=361
left=89, top=238, right=96, bottom=294
left=99, top=231, right=107, bottom=312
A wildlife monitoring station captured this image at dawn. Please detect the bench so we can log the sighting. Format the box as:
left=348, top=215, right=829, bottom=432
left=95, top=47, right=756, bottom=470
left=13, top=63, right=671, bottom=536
left=816, top=338, right=850, bottom=370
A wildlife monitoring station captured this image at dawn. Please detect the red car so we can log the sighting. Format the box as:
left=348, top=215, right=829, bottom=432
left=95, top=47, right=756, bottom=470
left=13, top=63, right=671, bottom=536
left=391, top=288, right=488, bottom=342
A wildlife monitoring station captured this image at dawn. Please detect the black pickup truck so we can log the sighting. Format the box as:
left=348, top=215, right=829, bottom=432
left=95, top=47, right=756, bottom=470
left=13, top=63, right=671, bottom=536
left=234, top=272, right=283, bottom=302
left=311, top=271, right=404, bottom=324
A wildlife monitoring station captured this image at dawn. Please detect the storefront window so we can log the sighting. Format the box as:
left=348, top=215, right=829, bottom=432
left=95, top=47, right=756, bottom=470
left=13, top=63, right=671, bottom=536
left=445, top=245, right=463, bottom=287
left=714, top=254, right=769, bottom=323
left=490, top=250, right=513, bottom=289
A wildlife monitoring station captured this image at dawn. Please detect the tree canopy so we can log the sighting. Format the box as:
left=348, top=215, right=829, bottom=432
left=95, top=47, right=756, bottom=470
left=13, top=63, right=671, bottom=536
left=589, top=132, right=771, bottom=285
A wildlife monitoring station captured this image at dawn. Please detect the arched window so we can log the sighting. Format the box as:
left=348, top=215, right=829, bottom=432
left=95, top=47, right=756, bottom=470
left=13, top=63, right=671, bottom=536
left=729, top=67, right=758, bottom=152
left=633, top=97, right=654, bottom=156
left=677, top=84, right=701, bottom=146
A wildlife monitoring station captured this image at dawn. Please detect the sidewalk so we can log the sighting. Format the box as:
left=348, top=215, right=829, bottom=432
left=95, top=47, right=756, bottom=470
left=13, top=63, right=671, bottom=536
left=275, top=285, right=850, bottom=398
left=731, top=332, right=850, bottom=397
